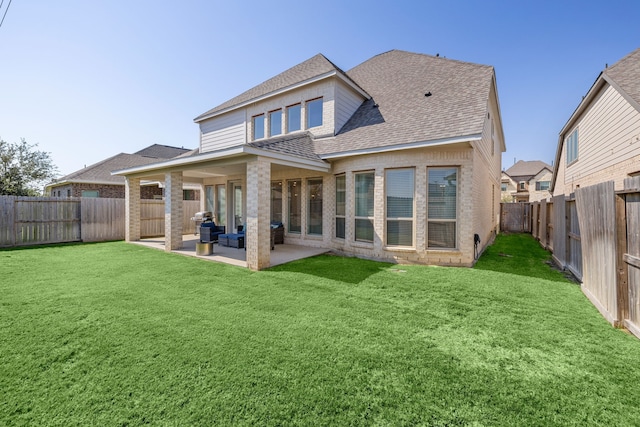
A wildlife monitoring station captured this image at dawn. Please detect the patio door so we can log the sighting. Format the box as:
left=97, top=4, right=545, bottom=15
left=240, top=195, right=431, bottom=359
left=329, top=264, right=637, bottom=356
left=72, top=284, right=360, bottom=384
left=231, top=181, right=243, bottom=232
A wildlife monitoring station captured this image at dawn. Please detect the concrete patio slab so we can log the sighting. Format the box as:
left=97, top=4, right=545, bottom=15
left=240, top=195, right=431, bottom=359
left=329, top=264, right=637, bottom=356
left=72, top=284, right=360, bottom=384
left=131, top=235, right=329, bottom=268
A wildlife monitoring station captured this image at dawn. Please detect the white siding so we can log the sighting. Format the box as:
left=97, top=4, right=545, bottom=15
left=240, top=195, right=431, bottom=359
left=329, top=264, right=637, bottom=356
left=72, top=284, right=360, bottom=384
left=335, top=81, right=365, bottom=133
left=200, top=109, right=246, bottom=153
left=561, top=84, right=640, bottom=192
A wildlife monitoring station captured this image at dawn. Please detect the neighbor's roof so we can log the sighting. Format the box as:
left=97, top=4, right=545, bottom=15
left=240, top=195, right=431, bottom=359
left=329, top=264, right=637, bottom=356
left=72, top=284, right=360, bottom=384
left=134, top=144, right=191, bottom=159
left=317, top=50, right=496, bottom=156
left=52, top=153, right=173, bottom=185
left=194, top=54, right=367, bottom=122
left=604, top=47, right=640, bottom=108
left=505, top=160, right=551, bottom=179
left=50, top=144, right=194, bottom=187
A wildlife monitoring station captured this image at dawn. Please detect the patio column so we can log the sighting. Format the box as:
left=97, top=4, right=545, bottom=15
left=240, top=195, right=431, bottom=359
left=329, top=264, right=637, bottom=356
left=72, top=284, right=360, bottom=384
left=246, top=157, right=271, bottom=270
left=125, top=176, right=141, bottom=242
left=165, top=171, right=183, bottom=251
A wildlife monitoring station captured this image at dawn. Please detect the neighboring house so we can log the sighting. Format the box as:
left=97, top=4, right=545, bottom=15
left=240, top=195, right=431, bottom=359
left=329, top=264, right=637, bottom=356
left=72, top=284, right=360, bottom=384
left=552, top=47, right=640, bottom=196
left=115, top=50, right=506, bottom=270
left=501, top=160, right=552, bottom=202
left=46, top=144, right=199, bottom=199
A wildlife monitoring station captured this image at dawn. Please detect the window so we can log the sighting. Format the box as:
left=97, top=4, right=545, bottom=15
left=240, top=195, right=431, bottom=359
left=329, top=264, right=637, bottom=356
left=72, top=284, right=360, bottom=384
left=269, top=109, right=282, bottom=137
left=355, top=172, right=374, bottom=242
left=335, top=175, right=346, bottom=239
left=535, top=181, right=550, bottom=191
left=288, top=179, right=301, bottom=233
left=427, top=168, right=458, bottom=249
left=306, top=98, right=323, bottom=128
left=307, top=178, right=323, bottom=235
left=271, top=181, right=283, bottom=223
left=519, top=181, right=526, bottom=191
left=253, top=114, right=265, bottom=140
left=216, top=184, right=226, bottom=226
left=81, top=190, right=98, bottom=197
left=386, top=168, right=414, bottom=246
left=205, top=186, right=214, bottom=213
left=501, top=183, right=508, bottom=192
left=183, top=190, right=196, bottom=200
left=566, top=129, right=579, bottom=164
left=67, top=189, right=71, bottom=198
left=287, top=104, right=301, bottom=133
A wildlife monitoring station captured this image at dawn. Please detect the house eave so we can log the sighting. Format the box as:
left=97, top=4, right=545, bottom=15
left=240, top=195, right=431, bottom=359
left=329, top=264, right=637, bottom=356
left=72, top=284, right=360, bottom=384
left=194, top=71, right=371, bottom=123
left=112, top=145, right=330, bottom=177
left=319, top=134, right=481, bottom=160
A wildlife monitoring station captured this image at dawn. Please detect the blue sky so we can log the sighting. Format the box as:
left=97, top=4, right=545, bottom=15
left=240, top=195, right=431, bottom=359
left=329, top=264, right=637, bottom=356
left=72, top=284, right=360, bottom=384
left=1, top=1, right=638, bottom=176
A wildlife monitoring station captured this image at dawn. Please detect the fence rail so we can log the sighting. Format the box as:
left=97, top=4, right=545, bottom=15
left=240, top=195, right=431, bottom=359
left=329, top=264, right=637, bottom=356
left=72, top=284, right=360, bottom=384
left=0, top=196, right=201, bottom=247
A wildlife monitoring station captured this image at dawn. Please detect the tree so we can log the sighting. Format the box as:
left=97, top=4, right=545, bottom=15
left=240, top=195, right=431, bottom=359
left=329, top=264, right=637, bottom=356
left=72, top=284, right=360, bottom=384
left=0, top=138, right=58, bottom=196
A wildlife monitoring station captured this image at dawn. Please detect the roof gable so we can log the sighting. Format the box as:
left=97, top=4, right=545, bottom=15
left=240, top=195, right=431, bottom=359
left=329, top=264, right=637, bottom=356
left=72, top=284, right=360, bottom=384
left=316, top=50, right=495, bottom=156
left=134, top=144, right=190, bottom=158
left=505, top=160, right=551, bottom=179
left=194, top=54, right=365, bottom=122
left=604, top=47, right=640, bottom=109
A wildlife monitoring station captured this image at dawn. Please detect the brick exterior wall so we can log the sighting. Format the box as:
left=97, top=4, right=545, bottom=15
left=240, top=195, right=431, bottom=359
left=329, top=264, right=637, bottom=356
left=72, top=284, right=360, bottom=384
left=246, top=158, right=271, bottom=270
left=49, top=183, right=199, bottom=200
left=125, top=177, right=141, bottom=241
left=202, top=144, right=489, bottom=268
left=165, top=172, right=184, bottom=251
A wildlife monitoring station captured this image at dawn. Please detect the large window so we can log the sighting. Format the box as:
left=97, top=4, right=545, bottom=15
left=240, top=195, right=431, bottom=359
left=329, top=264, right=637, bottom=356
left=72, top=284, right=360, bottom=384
left=535, top=181, right=550, bottom=191
left=306, top=98, right=323, bottom=128
left=253, top=114, right=265, bottom=140
left=307, top=178, right=323, bottom=235
left=386, top=168, right=414, bottom=246
left=205, top=185, right=214, bottom=213
left=566, top=128, right=578, bottom=164
left=216, top=184, right=226, bottom=226
left=427, top=168, right=458, bottom=249
left=271, top=181, right=283, bottom=223
left=288, top=179, right=301, bottom=233
left=335, top=175, right=346, bottom=239
left=355, top=172, right=375, bottom=242
left=269, top=109, right=282, bottom=137
left=287, top=104, right=301, bottom=133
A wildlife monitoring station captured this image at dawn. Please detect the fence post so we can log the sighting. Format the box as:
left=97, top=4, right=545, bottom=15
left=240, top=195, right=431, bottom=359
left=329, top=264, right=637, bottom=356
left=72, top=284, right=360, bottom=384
left=616, top=193, right=629, bottom=327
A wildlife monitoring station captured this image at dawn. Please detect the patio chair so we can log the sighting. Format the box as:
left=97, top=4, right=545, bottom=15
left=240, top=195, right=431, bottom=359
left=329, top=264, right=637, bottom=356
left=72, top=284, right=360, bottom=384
left=199, top=221, right=225, bottom=243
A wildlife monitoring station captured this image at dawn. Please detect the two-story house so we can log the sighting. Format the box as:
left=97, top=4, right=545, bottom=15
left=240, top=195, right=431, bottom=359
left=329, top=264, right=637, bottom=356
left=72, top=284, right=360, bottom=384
left=501, top=160, right=552, bottom=202
left=115, top=50, right=506, bottom=270
left=552, top=47, right=640, bottom=196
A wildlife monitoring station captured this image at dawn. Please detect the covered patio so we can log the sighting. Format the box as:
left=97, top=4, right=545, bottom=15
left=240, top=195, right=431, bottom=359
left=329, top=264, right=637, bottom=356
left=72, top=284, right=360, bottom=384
left=131, top=235, right=329, bottom=268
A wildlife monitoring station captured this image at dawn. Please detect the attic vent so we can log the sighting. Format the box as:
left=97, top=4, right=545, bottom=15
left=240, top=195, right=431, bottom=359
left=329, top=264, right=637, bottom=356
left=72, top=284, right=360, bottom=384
left=424, top=92, right=432, bottom=97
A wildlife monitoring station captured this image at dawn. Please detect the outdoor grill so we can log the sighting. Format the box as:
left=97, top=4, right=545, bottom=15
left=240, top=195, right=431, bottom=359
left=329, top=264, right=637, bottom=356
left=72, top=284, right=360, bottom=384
left=190, top=211, right=212, bottom=235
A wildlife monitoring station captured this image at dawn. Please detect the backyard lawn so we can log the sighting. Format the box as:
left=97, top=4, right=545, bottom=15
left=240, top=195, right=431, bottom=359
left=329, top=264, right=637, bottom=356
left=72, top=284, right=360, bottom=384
left=2, top=234, right=640, bottom=425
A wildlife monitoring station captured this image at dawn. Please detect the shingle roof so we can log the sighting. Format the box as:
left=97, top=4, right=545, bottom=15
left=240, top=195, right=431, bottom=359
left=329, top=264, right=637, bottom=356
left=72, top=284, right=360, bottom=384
left=54, top=153, right=172, bottom=185
left=604, top=47, right=640, bottom=107
left=194, top=54, right=358, bottom=121
left=248, top=132, right=320, bottom=162
left=134, top=144, right=190, bottom=158
left=316, top=50, right=495, bottom=156
left=505, top=160, right=551, bottom=179
left=51, top=144, right=194, bottom=186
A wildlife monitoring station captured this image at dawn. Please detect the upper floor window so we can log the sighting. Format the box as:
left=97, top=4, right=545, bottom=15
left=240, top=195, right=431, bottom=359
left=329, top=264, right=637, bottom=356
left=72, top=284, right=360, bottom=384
left=287, top=104, right=301, bottom=133
left=269, top=109, right=282, bottom=137
left=253, top=114, right=265, bottom=140
left=306, top=98, right=323, bottom=128
left=535, top=181, right=550, bottom=191
left=519, top=181, right=526, bottom=191
left=566, top=129, right=579, bottom=164
left=501, top=183, right=508, bottom=192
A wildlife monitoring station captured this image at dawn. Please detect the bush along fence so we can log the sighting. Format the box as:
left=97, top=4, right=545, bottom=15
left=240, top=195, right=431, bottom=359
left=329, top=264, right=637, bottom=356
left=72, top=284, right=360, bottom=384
left=0, top=196, right=202, bottom=247
left=515, top=176, right=640, bottom=339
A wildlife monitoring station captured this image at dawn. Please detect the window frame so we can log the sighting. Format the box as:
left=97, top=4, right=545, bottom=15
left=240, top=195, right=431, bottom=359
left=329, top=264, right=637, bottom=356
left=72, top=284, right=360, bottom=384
left=335, top=174, right=346, bottom=239
left=307, top=178, right=323, bottom=236
left=385, top=168, right=415, bottom=247
left=271, top=181, right=283, bottom=223
left=286, top=103, right=301, bottom=133
left=354, top=171, right=375, bottom=243
left=306, top=97, right=323, bottom=129
left=269, top=109, right=282, bottom=137
left=287, top=179, right=302, bottom=234
left=252, top=114, right=265, bottom=140
left=427, top=167, right=459, bottom=250
left=566, top=128, right=579, bottom=164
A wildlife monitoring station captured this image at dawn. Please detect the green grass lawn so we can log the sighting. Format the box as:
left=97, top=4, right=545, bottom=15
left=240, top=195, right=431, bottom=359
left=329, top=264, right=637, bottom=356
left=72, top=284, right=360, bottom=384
left=2, top=236, right=640, bottom=426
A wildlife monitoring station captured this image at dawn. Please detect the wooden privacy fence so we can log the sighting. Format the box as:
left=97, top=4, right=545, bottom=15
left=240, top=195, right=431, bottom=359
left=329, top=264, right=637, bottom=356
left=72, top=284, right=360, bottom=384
left=499, top=203, right=531, bottom=232
left=0, top=196, right=201, bottom=247
left=529, top=177, right=640, bottom=339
